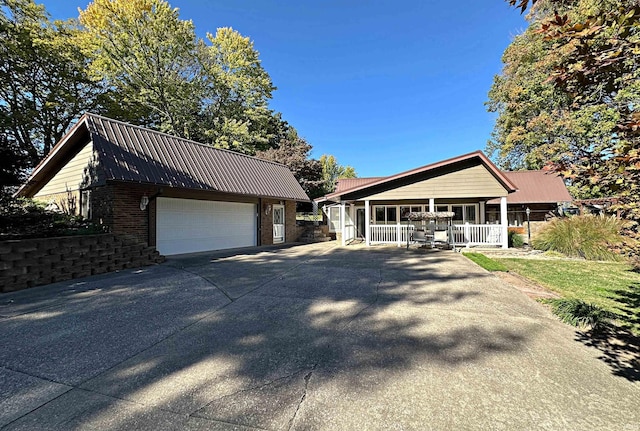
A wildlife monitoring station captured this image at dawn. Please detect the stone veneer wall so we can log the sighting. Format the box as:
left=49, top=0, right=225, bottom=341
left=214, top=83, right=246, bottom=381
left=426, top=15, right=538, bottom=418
left=0, top=234, right=164, bottom=293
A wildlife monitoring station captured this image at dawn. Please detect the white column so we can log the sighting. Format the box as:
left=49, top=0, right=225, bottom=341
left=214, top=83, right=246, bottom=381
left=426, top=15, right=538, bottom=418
left=479, top=201, right=486, bottom=224
left=340, top=202, right=346, bottom=246
left=500, top=197, right=508, bottom=249
left=429, top=198, right=435, bottom=212
left=365, top=200, right=370, bottom=246
left=312, top=201, right=319, bottom=226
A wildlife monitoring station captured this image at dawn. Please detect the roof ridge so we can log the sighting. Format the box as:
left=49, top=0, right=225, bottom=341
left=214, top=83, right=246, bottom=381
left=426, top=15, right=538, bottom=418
left=83, top=112, right=291, bottom=170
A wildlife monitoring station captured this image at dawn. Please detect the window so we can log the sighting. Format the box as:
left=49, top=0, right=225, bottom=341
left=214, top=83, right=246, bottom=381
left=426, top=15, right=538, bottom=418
left=400, top=206, right=422, bottom=221
left=465, top=206, right=476, bottom=224
left=328, top=206, right=341, bottom=232
left=375, top=207, right=385, bottom=224
left=440, top=204, right=478, bottom=224
left=386, top=207, right=397, bottom=223
left=80, top=190, right=91, bottom=219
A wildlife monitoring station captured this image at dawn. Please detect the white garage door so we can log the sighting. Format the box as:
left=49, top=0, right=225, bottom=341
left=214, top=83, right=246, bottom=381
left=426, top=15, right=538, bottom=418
left=156, top=198, right=257, bottom=255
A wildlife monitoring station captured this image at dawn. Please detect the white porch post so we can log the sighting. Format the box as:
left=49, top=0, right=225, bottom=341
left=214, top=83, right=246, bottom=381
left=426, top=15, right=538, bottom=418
left=365, top=200, right=370, bottom=246
left=500, top=197, right=508, bottom=249
left=479, top=201, right=486, bottom=224
left=340, top=202, right=346, bottom=246
left=429, top=198, right=435, bottom=212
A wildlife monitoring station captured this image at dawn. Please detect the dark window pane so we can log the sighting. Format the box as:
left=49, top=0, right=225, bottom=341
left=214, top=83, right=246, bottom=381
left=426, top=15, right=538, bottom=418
left=387, top=207, right=397, bottom=222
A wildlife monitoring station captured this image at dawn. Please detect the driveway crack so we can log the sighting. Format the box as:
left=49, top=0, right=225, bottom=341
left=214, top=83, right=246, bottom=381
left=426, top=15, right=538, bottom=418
left=287, top=364, right=316, bottom=431
left=173, top=267, right=234, bottom=302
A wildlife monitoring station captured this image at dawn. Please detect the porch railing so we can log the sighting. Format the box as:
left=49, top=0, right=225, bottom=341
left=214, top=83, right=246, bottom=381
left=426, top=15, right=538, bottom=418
left=369, top=223, right=504, bottom=247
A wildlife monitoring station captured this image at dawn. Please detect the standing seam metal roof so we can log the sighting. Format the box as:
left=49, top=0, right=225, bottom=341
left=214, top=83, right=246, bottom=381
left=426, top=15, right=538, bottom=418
left=84, top=114, right=309, bottom=201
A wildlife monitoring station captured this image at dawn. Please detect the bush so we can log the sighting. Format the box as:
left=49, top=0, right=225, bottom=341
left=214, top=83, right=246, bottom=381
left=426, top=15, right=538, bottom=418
left=508, top=230, right=525, bottom=247
left=532, top=215, right=626, bottom=261
left=0, top=197, right=105, bottom=239
left=545, top=298, right=615, bottom=332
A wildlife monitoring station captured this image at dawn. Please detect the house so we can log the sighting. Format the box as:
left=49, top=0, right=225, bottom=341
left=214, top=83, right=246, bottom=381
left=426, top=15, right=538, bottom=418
left=485, top=170, right=573, bottom=226
left=316, top=151, right=572, bottom=248
left=16, top=113, right=310, bottom=255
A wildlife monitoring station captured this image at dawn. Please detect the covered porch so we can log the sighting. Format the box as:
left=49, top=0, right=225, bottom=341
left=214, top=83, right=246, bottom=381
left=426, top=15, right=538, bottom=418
left=330, top=197, right=509, bottom=248
left=317, top=151, right=518, bottom=250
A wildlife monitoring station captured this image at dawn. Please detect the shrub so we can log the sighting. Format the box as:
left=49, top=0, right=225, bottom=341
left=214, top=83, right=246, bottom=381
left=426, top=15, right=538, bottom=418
left=0, top=197, right=105, bottom=239
left=508, top=230, right=525, bottom=247
left=545, top=298, right=615, bottom=332
left=532, top=215, right=626, bottom=261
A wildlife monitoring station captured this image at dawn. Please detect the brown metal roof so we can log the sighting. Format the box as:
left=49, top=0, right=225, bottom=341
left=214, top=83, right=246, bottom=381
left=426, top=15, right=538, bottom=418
left=18, top=113, right=310, bottom=201
left=335, top=177, right=384, bottom=193
left=319, top=151, right=517, bottom=202
left=486, top=170, right=572, bottom=204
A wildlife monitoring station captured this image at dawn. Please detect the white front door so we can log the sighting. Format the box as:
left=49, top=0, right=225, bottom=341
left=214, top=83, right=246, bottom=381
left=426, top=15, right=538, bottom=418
left=273, top=204, right=285, bottom=244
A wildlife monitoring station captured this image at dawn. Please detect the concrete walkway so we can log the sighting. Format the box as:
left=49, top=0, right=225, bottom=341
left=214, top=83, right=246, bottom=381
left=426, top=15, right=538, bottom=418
left=0, top=242, right=638, bottom=430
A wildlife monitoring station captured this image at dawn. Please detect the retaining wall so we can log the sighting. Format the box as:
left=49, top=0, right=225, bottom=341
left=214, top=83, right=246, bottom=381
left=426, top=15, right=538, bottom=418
left=0, top=234, right=164, bottom=293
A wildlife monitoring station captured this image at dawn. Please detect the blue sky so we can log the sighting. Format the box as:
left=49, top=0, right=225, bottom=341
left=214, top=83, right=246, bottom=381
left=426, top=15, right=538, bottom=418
left=44, top=0, right=527, bottom=177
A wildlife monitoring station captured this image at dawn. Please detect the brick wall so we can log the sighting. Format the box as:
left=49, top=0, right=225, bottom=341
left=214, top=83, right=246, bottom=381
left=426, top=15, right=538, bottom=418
left=285, top=200, right=299, bottom=242
left=260, top=199, right=301, bottom=245
left=0, top=234, right=164, bottom=293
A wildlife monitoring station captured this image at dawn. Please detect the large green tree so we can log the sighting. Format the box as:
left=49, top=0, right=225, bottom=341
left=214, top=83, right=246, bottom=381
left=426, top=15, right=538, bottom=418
left=78, top=0, right=278, bottom=154
left=319, top=154, right=357, bottom=194
left=490, top=0, right=640, bottom=217
left=0, top=0, right=103, bottom=193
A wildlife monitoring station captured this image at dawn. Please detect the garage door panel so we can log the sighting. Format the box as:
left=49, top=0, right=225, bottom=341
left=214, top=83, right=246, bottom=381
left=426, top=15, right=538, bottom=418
left=156, top=198, right=256, bottom=255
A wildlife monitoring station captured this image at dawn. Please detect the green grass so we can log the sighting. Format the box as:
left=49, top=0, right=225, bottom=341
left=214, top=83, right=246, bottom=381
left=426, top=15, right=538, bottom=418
left=463, top=252, right=508, bottom=272
left=496, top=257, right=640, bottom=336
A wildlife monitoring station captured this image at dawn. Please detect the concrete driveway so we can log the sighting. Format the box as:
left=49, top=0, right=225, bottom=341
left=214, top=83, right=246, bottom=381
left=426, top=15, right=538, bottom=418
left=1, top=242, right=638, bottom=430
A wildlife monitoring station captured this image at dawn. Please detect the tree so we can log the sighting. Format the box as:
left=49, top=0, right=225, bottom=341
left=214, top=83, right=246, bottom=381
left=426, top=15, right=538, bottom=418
left=255, top=127, right=324, bottom=199
left=78, top=0, right=278, bottom=154
left=319, top=154, right=357, bottom=194
left=78, top=0, right=204, bottom=137
left=491, top=0, right=640, bottom=216
left=0, top=0, right=104, bottom=194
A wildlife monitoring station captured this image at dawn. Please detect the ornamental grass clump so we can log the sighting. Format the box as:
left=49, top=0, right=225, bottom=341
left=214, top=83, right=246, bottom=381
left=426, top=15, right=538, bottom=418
left=546, top=298, right=615, bottom=332
left=532, top=215, right=626, bottom=261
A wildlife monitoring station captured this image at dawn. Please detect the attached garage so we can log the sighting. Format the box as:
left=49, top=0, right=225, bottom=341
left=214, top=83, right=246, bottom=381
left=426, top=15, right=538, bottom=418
left=156, top=198, right=257, bottom=255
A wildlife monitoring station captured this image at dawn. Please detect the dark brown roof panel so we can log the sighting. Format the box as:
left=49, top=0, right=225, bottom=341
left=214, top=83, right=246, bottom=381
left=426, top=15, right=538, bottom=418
left=486, top=170, right=572, bottom=204
left=335, top=177, right=385, bottom=193
left=85, top=114, right=309, bottom=201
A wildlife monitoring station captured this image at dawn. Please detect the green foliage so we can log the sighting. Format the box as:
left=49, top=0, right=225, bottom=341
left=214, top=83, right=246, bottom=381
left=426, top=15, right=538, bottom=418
left=463, top=252, right=508, bottom=272
left=319, top=154, right=357, bottom=194
left=496, top=257, right=640, bottom=334
left=532, top=215, right=627, bottom=260
left=255, top=127, right=324, bottom=199
left=508, top=230, right=525, bottom=247
left=0, top=197, right=105, bottom=239
left=78, top=0, right=278, bottom=155
left=544, top=298, right=615, bottom=332
left=0, top=0, right=105, bottom=186
left=492, top=0, right=640, bottom=216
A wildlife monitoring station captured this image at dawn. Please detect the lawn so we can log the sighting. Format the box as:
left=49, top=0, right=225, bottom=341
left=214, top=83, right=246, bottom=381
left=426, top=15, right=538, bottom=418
left=495, top=257, right=640, bottom=336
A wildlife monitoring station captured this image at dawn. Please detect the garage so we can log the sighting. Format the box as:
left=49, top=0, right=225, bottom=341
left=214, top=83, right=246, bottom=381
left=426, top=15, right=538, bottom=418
left=156, top=197, right=257, bottom=255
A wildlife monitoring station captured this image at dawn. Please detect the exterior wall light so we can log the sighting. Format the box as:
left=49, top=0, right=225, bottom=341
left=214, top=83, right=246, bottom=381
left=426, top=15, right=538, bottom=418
left=140, top=195, right=150, bottom=211
left=264, top=203, right=272, bottom=216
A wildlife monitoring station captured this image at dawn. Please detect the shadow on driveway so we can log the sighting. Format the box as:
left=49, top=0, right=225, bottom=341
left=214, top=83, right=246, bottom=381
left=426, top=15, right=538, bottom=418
left=1, top=243, right=638, bottom=430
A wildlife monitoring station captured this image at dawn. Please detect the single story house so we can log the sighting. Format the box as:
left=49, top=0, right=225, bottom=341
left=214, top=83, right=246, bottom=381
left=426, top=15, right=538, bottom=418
left=17, top=113, right=310, bottom=255
left=316, top=151, right=572, bottom=248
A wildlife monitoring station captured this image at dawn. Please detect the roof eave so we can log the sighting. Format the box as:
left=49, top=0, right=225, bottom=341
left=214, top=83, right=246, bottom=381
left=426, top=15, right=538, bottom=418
left=15, top=114, right=91, bottom=197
